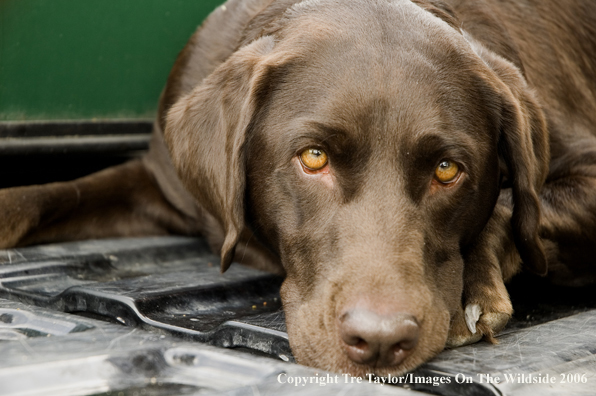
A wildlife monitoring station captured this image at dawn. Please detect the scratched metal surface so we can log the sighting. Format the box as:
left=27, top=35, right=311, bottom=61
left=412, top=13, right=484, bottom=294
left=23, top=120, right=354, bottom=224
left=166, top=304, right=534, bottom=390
left=0, top=237, right=595, bottom=395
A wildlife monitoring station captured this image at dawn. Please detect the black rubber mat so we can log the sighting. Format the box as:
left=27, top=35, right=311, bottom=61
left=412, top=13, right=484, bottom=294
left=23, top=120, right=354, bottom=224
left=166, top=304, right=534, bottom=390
left=1, top=237, right=594, bottom=395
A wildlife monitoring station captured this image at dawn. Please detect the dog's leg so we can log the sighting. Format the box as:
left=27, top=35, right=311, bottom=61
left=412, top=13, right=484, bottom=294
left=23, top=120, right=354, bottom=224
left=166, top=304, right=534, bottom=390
left=0, top=159, right=200, bottom=248
left=449, top=141, right=596, bottom=346
left=447, top=202, right=517, bottom=347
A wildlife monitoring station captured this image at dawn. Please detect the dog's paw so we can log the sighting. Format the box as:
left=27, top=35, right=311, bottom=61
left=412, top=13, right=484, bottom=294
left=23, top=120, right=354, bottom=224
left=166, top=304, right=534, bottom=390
left=466, top=302, right=511, bottom=343
left=465, top=303, right=482, bottom=334
left=446, top=301, right=511, bottom=348
left=446, top=306, right=482, bottom=347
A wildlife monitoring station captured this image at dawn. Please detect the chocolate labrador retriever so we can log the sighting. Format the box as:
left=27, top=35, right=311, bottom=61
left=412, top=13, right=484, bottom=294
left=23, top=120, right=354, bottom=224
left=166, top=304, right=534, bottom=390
left=1, top=0, right=596, bottom=377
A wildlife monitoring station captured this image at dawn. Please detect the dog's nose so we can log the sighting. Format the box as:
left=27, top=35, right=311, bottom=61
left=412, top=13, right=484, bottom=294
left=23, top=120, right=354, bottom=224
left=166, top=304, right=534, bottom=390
left=338, top=308, right=420, bottom=367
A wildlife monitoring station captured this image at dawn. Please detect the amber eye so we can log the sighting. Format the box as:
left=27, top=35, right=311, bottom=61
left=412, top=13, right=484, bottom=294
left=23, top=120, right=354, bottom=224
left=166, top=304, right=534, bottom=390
left=300, top=148, right=328, bottom=171
left=435, top=160, right=460, bottom=183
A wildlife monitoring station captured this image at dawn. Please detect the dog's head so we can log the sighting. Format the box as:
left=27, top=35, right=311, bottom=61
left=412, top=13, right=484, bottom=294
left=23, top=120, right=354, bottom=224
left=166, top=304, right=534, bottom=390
left=164, top=0, right=548, bottom=376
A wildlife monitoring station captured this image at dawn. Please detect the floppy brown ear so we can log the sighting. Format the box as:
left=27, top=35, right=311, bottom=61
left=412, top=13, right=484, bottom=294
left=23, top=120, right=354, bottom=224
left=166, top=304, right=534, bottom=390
left=499, top=87, right=549, bottom=276
left=164, top=36, right=275, bottom=273
left=470, top=39, right=550, bottom=276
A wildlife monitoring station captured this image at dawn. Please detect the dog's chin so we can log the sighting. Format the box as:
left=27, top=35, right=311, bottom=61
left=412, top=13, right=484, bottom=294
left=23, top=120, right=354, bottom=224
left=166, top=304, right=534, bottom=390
left=297, top=351, right=444, bottom=378
left=286, top=309, right=451, bottom=377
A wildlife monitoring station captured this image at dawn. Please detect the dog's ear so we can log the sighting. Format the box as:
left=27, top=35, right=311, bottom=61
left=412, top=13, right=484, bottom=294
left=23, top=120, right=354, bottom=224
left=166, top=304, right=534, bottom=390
left=164, top=36, right=275, bottom=273
left=469, top=39, right=550, bottom=276
left=499, top=83, right=549, bottom=276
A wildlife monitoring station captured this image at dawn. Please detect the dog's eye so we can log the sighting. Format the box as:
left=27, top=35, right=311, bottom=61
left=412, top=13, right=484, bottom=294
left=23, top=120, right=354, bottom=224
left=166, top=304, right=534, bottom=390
left=435, top=160, right=459, bottom=183
left=300, top=148, right=328, bottom=171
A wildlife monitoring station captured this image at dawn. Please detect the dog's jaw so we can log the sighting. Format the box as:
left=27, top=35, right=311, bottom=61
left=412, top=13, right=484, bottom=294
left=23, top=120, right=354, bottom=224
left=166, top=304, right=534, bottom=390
left=281, top=270, right=453, bottom=376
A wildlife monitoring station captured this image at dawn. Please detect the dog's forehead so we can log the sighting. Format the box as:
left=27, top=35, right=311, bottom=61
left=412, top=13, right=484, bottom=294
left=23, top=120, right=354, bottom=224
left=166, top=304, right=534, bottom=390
left=262, top=0, right=495, bottom=143
left=275, top=0, right=465, bottom=55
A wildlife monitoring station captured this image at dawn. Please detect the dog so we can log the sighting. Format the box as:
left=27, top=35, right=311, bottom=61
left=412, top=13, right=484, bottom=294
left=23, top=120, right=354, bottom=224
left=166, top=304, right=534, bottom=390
left=1, top=0, right=595, bottom=377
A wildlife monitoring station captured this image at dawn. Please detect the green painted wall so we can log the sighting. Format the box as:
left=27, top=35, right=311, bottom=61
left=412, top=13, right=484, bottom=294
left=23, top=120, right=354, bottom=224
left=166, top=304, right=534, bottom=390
left=0, top=0, right=225, bottom=122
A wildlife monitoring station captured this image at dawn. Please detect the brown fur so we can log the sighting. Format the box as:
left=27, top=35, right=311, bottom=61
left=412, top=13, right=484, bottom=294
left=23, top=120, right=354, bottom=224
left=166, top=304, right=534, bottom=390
left=1, top=0, right=595, bottom=376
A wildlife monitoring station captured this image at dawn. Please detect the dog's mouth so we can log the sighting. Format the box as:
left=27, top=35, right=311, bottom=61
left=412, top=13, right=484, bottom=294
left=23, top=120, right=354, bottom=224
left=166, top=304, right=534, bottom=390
left=282, top=278, right=452, bottom=377
left=287, top=311, right=449, bottom=378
